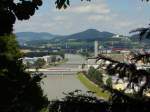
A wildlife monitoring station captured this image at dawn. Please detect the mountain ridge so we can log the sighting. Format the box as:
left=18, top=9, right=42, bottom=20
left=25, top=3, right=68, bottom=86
left=16, top=29, right=115, bottom=44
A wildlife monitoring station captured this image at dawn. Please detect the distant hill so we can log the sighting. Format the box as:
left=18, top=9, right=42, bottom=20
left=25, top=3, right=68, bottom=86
left=53, top=29, right=115, bottom=41
left=16, top=32, right=55, bottom=44
left=16, top=29, right=115, bottom=44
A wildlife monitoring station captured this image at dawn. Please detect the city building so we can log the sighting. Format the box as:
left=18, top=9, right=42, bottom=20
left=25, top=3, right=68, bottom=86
left=22, top=55, right=63, bottom=66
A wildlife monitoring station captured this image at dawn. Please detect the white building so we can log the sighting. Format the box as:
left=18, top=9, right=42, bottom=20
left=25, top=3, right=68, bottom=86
left=94, top=41, right=99, bottom=57
left=22, top=55, right=63, bottom=66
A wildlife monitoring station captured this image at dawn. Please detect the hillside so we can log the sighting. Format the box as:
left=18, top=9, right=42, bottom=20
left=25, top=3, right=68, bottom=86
left=53, top=29, right=115, bottom=41
left=16, top=32, right=55, bottom=44
left=16, top=29, right=115, bottom=44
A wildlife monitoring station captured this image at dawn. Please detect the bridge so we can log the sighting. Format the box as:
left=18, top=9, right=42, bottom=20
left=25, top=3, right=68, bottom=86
left=27, top=54, right=91, bottom=75
left=27, top=67, right=88, bottom=75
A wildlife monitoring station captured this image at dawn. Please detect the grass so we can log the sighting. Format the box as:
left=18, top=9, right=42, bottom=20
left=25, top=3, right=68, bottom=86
left=77, top=73, right=110, bottom=100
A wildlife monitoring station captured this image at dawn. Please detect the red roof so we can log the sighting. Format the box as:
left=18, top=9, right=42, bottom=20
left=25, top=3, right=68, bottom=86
left=112, top=48, right=128, bottom=51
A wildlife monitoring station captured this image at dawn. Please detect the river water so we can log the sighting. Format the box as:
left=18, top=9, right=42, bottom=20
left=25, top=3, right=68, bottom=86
left=42, top=75, right=88, bottom=100
left=41, top=54, right=88, bottom=100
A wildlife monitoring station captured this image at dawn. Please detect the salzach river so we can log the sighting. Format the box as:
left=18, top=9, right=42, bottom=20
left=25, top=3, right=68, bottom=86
left=42, top=75, right=88, bottom=100
left=41, top=54, right=88, bottom=100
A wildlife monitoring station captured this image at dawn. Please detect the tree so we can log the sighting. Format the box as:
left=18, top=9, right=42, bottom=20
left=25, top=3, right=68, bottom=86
left=0, top=0, right=92, bottom=36
left=49, top=90, right=109, bottom=112
left=34, top=58, right=46, bottom=69
left=0, top=35, right=48, bottom=112
left=0, top=0, right=150, bottom=112
left=87, top=67, right=103, bottom=86
left=106, top=77, right=112, bottom=88
left=0, top=1, right=92, bottom=111
left=0, top=0, right=49, bottom=111
left=94, top=52, right=150, bottom=111
left=96, top=53, right=150, bottom=95
left=0, top=0, right=42, bottom=36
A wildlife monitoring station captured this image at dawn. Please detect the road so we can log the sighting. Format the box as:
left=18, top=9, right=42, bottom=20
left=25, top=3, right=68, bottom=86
left=41, top=54, right=88, bottom=100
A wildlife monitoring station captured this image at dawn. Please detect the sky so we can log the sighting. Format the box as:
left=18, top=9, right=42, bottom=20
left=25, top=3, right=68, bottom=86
left=14, top=0, right=150, bottom=35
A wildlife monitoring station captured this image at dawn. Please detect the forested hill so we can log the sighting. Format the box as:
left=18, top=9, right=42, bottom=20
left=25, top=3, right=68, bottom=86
left=16, top=32, right=56, bottom=43
left=52, top=29, right=115, bottom=41
left=16, top=29, right=115, bottom=44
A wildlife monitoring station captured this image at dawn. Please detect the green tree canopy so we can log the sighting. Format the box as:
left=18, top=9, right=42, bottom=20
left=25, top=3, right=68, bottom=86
left=0, top=0, right=42, bottom=35
left=0, top=35, right=48, bottom=112
left=0, top=0, right=150, bottom=112
left=34, top=58, right=46, bottom=69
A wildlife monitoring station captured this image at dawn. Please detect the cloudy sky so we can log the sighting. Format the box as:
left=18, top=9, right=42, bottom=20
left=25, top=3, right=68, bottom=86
left=14, top=0, right=150, bottom=35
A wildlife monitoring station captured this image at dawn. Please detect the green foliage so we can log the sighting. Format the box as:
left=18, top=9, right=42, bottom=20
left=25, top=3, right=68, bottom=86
left=0, top=0, right=92, bottom=36
left=87, top=67, right=103, bottom=86
left=106, top=77, right=112, bottom=88
left=77, top=73, right=110, bottom=99
left=0, top=1, right=150, bottom=112
left=0, top=35, right=48, bottom=112
left=0, top=0, right=42, bottom=35
left=49, top=90, right=109, bottom=112
left=97, top=54, right=150, bottom=97
left=55, top=0, right=91, bottom=9
left=0, top=34, right=21, bottom=60
left=34, top=58, right=46, bottom=69
left=51, top=72, right=150, bottom=112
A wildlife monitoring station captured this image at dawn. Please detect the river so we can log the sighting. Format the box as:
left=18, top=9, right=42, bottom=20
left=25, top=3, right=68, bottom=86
left=41, top=54, right=88, bottom=100
left=42, top=75, right=88, bottom=100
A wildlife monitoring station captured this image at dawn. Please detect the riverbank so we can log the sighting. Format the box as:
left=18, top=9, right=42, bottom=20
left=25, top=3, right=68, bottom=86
left=77, top=73, right=110, bottom=100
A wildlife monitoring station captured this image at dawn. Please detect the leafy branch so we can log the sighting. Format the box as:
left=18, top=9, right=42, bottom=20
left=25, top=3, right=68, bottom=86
left=95, top=54, right=150, bottom=97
